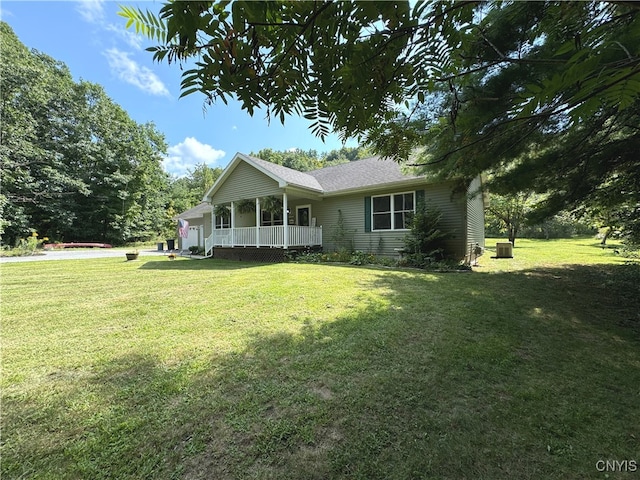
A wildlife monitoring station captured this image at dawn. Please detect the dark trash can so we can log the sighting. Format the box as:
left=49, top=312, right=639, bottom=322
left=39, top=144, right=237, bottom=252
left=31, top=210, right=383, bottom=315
left=166, top=239, right=175, bottom=250
left=157, top=242, right=164, bottom=251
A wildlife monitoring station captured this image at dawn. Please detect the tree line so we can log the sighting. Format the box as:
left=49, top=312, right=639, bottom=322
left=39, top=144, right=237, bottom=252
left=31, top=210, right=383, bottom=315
left=1, top=22, right=170, bottom=246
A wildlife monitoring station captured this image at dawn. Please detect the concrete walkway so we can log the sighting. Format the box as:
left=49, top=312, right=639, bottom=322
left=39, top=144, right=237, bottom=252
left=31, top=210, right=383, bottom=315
left=0, top=248, right=170, bottom=263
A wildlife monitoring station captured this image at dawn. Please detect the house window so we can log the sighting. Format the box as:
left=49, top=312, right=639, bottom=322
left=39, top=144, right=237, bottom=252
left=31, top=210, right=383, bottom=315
left=261, top=210, right=283, bottom=226
left=372, top=192, right=415, bottom=230
left=215, top=214, right=230, bottom=229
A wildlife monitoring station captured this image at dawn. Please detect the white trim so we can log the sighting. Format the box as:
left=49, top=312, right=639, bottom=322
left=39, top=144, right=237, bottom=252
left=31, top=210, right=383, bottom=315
left=230, top=201, right=235, bottom=245
left=371, top=191, right=416, bottom=232
left=203, top=153, right=433, bottom=203
left=283, top=193, right=289, bottom=249
left=255, top=197, right=261, bottom=247
left=212, top=206, right=216, bottom=235
left=321, top=178, right=430, bottom=197
left=203, top=152, right=322, bottom=202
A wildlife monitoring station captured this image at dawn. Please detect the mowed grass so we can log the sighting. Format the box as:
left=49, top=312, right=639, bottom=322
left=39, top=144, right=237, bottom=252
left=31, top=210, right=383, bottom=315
left=2, top=238, right=639, bottom=479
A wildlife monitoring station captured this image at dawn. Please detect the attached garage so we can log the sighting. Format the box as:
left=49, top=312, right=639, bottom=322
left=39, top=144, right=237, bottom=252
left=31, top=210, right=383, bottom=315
left=174, top=202, right=212, bottom=252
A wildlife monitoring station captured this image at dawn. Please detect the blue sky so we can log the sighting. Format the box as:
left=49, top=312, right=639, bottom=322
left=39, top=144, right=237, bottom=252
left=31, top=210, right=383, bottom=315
left=1, top=1, right=358, bottom=177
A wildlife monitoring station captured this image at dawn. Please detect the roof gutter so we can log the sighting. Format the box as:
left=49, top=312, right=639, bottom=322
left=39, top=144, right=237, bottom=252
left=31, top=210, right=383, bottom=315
left=321, top=177, right=438, bottom=197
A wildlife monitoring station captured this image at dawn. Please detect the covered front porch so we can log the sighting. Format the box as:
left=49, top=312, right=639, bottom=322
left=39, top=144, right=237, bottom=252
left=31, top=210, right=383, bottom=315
left=205, top=225, right=322, bottom=250
left=203, top=193, right=322, bottom=256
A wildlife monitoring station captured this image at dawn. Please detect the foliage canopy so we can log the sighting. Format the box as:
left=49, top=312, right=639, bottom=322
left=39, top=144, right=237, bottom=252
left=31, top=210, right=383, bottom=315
left=0, top=22, right=170, bottom=245
left=121, top=1, right=640, bottom=242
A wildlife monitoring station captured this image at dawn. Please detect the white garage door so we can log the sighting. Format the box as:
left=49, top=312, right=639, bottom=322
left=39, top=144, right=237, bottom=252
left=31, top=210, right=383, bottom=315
left=181, top=226, right=201, bottom=251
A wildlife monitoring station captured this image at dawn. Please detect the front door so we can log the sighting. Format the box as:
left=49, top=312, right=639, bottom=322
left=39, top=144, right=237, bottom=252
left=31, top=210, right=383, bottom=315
left=297, top=205, right=310, bottom=226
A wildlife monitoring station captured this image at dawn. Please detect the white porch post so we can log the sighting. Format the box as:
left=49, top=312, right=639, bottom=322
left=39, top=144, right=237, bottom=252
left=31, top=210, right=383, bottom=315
left=283, top=193, right=289, bottom=249
left=211, top=203, right=216, bottom=257
left=211, top=205, right=215, bottom=245
left=230, top=201, right=235, bottom=247
left=255, top=197, right=261, bottom=248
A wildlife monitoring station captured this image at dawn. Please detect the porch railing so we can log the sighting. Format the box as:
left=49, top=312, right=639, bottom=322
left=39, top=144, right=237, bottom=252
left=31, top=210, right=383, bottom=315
left=204, top=233, right=214, bottom=256
left=210, top=225, right=322, bottom=248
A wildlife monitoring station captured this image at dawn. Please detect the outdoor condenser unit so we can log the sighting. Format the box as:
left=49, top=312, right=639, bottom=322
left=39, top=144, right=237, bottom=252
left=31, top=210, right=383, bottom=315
left=495, top=242, right=513, bottom=258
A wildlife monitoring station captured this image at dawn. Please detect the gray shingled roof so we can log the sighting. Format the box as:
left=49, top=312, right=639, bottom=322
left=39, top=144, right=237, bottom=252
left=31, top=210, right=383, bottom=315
left=309, top=156, right=423, bottom=192
left=247, top=154, right=423, bottom=194
left=246, top=155, right=324, bottom=191
left=175, top=202, right=210, bottom=220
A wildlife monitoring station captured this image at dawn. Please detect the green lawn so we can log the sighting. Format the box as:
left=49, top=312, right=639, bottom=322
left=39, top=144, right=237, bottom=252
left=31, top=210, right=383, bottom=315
left=2, top=238, right=639, bottom=479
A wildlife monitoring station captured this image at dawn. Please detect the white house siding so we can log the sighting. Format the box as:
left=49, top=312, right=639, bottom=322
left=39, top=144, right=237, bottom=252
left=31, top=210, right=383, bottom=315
left=309, top=183, right=467, bottom=257
left=200, top=156, right=483, bottom=258
left=203, top=210, right=213, bottom=241
left=310, top=194, right=393, bottom=253
left=422, top=183, right=468, bottom=258
left=465, top=176, right=486, bottom=252
left=211, top=161, right=281, bottom=205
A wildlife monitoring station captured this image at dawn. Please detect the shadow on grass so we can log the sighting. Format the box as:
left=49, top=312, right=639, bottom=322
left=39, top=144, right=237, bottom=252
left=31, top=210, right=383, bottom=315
left=3, top=263, right=640, bottom=480
left=137, top=258, right=271, bottom=271
left=137, top=257, right=381, bottom=274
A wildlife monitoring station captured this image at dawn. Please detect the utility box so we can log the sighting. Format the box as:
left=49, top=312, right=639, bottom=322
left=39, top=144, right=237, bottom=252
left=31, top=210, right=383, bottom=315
left=496, top=242, right=513, bottom=258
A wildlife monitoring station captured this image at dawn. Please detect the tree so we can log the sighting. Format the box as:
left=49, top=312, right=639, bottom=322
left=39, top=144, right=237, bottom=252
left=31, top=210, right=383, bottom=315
left=167, top=162, right=223, bottom=215
left=486, top=193, right=535, bottom=246
left=402, top=201, right=449, bottom=266
left=1, top=22, right=171, bottom=245
left=1, top=22, right=89, bottom=243
left=120, top=2, right=640, bottom=241
left=248, top=146, right=371, bottom=171
left=249, top=148, right=322, bottom=171
left=402, top=2, right=640, bottom=243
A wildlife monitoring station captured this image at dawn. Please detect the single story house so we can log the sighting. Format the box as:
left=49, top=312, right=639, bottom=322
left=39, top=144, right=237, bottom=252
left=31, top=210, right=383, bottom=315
left=178, top=152, right=485, bottom=261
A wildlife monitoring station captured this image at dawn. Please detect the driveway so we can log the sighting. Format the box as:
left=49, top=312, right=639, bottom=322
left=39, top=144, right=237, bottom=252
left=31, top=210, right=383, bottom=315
left=0, top=248, right=168, bottom=263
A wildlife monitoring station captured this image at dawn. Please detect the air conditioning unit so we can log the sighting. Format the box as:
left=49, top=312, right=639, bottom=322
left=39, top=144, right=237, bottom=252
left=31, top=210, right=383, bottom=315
left=496, top=242, right=513, bottom=258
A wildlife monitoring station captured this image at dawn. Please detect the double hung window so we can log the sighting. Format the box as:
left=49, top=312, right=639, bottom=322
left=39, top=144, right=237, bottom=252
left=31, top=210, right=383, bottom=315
left=215, top=214, right=230, bottom=229
left=372, top=192, right=415, bottom=230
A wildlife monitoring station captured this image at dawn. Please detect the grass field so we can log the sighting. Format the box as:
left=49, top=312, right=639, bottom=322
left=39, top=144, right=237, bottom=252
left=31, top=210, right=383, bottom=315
left=2, top=238, right=639, bottom=479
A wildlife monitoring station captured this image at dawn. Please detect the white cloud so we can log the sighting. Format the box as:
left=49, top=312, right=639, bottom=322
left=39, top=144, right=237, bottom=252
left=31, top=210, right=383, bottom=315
left=104, top=48, right=170, bottom=97
left=0, top=6, right=13, bottom=20
left=164, top=137, right=226, bottom=177
left=105, top=24, right=144, bottom=50
left=76, top=0, right=105, bottom=23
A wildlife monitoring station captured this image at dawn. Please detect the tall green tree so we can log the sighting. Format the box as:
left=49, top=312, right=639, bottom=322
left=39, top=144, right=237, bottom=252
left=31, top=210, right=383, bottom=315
left=249, top=148, right=323, bottom=172
left=398, top=2, right=640, bottom=244
left=248, top=146, right=372, bottom=171
left=121, top=1, right=640, bottom=242
left=167, top=163, right=223, bottom=216
left=1, top=22, right=89, bottom=243
left=1, top=22, right=170, bottom=245
left=486, top=193, right=536, bottom=246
